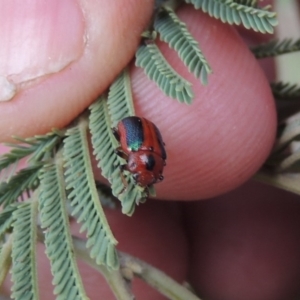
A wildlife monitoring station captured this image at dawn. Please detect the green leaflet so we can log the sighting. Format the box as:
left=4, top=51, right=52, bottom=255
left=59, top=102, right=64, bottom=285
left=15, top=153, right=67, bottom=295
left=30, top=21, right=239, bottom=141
left=271, top=82, right=300, bottom=100
left=39, top=163, right=88, bottom=300
left=0, top=205, right=15, bottom=239
left=0, top=131, right=62, bottom=172
left=0, top=145, right=34, bottom=181
left=255, top=171, right=300, bottom=197
left=185, top=0, right=278, bottom=33
left=63, top=119, right=119, bottom=269
left=0, top=144, right=33, bottom=168
left=0, top=165, right=41, bottom=207
left=90, top=96, right=123, bottom=181
left=89, top=97, right=148, bottom=216
left=0, top=132, right=61, bottom=182
left=154, top=7, right=212, bottom=85
left=252, top=39, right=300, bottom=59
left=26, top=133, right=62, bottom=163
left=233, top=0, right=258, bottom=7
left=274, top=118, right=300, bottom=153
left=11, top=201, right=39, bottom=300
left=107, top=69, right=136, bottom=127
left=117, top=175, right=148, bottom=216
left=0, top=131, right=62, bottom=206
left=276, top=150, right=300, bottom=173
left=0, top=236, right=12, bottom=288
left=135, top=43, right=194, bottom=104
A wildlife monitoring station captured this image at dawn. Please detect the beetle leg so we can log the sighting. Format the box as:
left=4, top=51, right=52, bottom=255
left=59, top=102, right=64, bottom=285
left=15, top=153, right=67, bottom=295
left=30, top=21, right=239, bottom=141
left=116, top=164, right=129, bottom=193
left=143, top=187, right=150, bottom=199
left=112, top=128, right=120, bottom=141
left=120, top=164, right=129, bottom=171
left=132, top=173, right=140, bottom=183
left=158, top=174, right=164, bottom=181
left=115, top=147, right=128, bottom=160
left=120, top=164, right=128, bottom=185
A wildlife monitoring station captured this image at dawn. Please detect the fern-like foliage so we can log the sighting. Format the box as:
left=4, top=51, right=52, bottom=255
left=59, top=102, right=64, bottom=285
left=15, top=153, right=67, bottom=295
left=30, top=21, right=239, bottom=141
left=107, top=69, right=136, bottom=127
left=0, top=132, right=62, bottom=181
left=90, top=97, right=122, bottom=181
left=25, top=132, right=63, bottom=163
left=136, top=42, right=194, bottom=104
left=117, top=175, right=148, bottom=215
left=0, top=205, right=15, bottom=239
left=154, top=7, right=212, bottom=85
left=0, top=236, right=12, bottom=288
left=39, top=162, right=88, bottom=299
left=0, top=145, right=34, bottom=181
left=252, top=39, right=300, bottom=59
left=185, top=0, right=278, bottom=33
left=276, top=150, right=300, bottom=172
left=271, top=82, right=300, bottom=100
left=89, top=97, right=148, bottom=216
left=273, top=118, right=300, bottom=154
left=233, top=0, right=258, bottom=7
left=11, top=201, right=39, bottom=300
left=0, top=165, right=42, bottom=207
left=63, top=119, right=119, bottom=269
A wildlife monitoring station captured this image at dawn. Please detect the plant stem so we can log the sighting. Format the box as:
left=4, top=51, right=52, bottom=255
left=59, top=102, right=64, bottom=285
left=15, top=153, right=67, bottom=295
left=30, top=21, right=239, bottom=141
left=38, top=230, right=202, bottom=300
left=119, top=252, right=202, bottom=300
left=72, top=237, right=134, bottom=300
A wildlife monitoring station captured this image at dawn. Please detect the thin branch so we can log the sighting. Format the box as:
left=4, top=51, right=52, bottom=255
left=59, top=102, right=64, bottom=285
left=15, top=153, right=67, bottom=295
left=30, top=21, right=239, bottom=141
left=73, top=237, right=134, bottom=300
left=38, top=232, right=201, bottom=300
left=119, top=252, right=202, bottom=300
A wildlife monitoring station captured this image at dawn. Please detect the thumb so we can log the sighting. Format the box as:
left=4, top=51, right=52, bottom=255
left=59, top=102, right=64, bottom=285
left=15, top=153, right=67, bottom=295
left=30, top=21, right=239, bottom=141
left=0, top=0, right=154, bottom=140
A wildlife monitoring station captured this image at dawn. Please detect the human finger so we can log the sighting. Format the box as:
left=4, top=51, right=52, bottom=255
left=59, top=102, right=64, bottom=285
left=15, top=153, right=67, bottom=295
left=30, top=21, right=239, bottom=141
left=185, top=181, right=300, bottom=300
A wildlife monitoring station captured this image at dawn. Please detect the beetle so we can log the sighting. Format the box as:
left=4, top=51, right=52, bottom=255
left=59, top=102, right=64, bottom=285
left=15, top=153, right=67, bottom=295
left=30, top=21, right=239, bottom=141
left=113, top=116, right=167, bottom=187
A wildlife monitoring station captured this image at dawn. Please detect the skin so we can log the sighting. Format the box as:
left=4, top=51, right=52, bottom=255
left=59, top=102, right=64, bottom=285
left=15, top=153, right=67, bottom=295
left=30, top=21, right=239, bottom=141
left=1, top=1, right=300, bottom=299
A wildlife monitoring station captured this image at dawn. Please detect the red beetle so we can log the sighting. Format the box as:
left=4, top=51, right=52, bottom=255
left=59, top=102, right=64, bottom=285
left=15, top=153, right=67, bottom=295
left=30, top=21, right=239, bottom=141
left=113, top=116, right=167, bottom=187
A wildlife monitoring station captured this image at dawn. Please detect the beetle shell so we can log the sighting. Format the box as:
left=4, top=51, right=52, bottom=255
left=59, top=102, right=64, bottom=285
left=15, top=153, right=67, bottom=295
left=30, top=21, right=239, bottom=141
left=117, top=117, right=167, bottom=159
left=114, top=116, right=166, bottom=187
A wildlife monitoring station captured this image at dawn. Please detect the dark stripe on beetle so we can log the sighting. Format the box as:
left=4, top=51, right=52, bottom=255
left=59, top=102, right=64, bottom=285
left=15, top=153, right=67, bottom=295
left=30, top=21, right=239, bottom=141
left=146, top=154, right=156, bottom=171
left=122, top=117, right=144, bottom=151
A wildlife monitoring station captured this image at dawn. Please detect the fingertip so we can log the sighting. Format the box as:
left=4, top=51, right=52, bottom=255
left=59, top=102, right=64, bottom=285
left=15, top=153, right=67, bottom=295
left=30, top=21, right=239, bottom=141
left=0, top=0, right=154, bottom=142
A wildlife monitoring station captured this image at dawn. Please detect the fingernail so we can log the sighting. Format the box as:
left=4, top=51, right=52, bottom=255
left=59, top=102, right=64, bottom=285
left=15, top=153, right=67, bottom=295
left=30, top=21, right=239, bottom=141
left=0, top=0, right=86, bottom=102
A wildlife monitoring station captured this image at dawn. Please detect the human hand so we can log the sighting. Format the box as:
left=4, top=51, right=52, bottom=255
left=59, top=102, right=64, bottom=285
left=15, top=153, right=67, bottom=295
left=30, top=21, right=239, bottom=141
left=1, top=1, right=300, bottom=299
